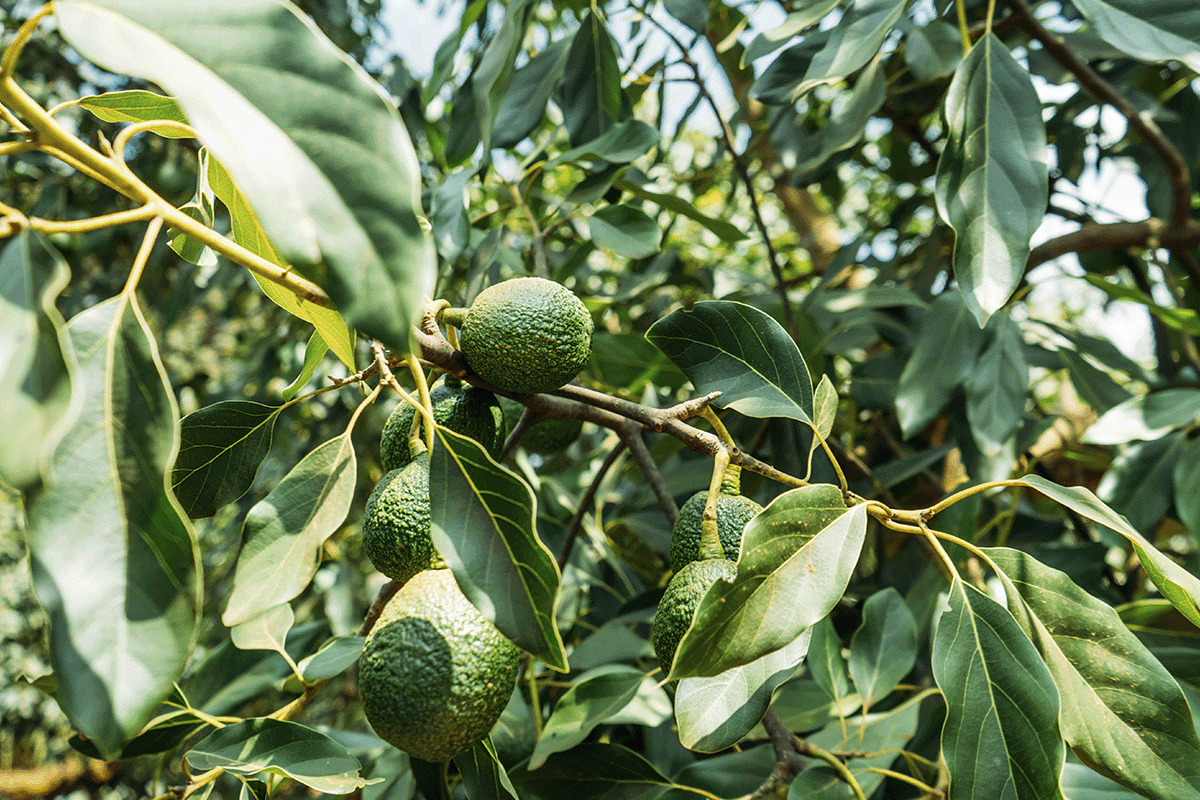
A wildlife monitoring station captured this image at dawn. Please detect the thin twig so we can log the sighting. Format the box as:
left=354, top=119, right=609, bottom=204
left=619, top=422, right=680, bottom=526
left=557, top=440, right=629, bottom=569
left=742, top=708, right=804, bottom=800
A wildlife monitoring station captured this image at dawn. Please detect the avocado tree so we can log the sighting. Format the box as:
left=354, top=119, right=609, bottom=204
left=3, top=0, right=1200, bottom=798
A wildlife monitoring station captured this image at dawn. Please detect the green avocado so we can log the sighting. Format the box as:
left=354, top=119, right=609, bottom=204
left=458, top=277, right=593, bottom=395
left=668, top=490, right=763, bottom=572
left=650, top=558, right=738, bottom=674
left=358, top=569, right=520, bottom=763
left=362, top=453, right=436, bottom=583
left=380, top=379, right=506, bottom=473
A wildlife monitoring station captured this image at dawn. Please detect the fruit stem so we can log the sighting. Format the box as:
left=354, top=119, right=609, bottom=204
left=440, top=306, right=468, bottom=327
left=699, top=448, right=731, bottom=561
left=719, top=463, right=741, bottom=495
left=406, top=356, right=436, bottom=454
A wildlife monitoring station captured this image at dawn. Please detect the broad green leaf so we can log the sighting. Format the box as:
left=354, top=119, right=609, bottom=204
left=742, top=0, right=842, bottom=66
left=560, top=10, right=626, bottom=146
left=455, top=737, right=520, bottom=800
left=281, top=330, right=327, bottom=401
left=1097, top=434, right=1183, bottom=536
left=895, top=293, right=986, bottom=437
left=588, top=204, right=661, bottom=259
left=530, top=665, right=645, bottom=768
left=1017, top=475, right=1200, bottom=628
left=807, top=690, right=927, bottom=797
left=546, top=119, right=660, bottom=168
left=605, top=674, right=671, bottom=727
left=669, top=486, right=867, bottom=679
left=614, top=177, right=746, bottom=243
left=989, top=548, right=1200, bottom=800
left=1084, top=389, right=1200, bottom=445
left=186, top=718, right=374, bottom=794
left=805, top=615, right=854, bottom=709
left=812, top=374, right=837, bottom=441
left=934, top=32, right=1048, bottom=324
left=76, top=89, right=191, bottom=136
left=1083, top=275, right=1200, bottom=336
left=1174, top=436, right=1200, bottom=535
left=203, top=154, right=356, bottom=369
left=661, top=745, right=777, bottom=799
left=901, top=19, right=962, bottom=82
left=848, top=587, right=917, bottom=709
left=932, top=579, right=1065, bottom=800
left=674, top=626, right=811, bottom=752
left=1058, top=345, right=1132, bottom=413
left=494, top=39, right=571, bottom=148
left=788, top=765, right=856, bottom=799
left=647, top=301, right=814, bottom=425
left=509, top=743, right=671, bottom=799
left=172, top=400, right=281, bottom=519
left=588, top=332, right=687, bottom=395
left=664, top=0, right=708, bottom=35
left=790, top=56, right=888, bottom=176
left=56, top=0, right=435, bottom=353
left=429, top=428, right=567, bottom=671
left=473, top=0, right=535, bottom=153
left=222, top=432, right=356, bottom=627
left=230, top=603, right=295, bottom=660
left=295, top=635, right=364, bottom=682
left=1072, top=0, right=1200, bottom=73
left=26, top=296, right=200, bottom=759
left=964, top=311, right=1029, bottom=457
left=0, top=231, right=73, bottom=490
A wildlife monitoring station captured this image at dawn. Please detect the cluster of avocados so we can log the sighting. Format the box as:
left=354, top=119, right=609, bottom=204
left=358, top=277, right=593, bottom=763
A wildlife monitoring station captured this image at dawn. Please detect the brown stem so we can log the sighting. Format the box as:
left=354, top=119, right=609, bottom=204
left=557, top=440, right=629, bottom=569
left=1026, top=217, right=1200, bottom=271
left=742, top=708, right=804, bottom=800
left=358, top=580, right=401, bottom=636
left=620, top=422, right=680, bottom=527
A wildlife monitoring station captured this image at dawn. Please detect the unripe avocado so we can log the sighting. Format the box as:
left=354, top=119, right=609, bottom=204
left=362, top=453, right=436, bottom=583
left=669, top=490, right=763, bottom=572
left=458, top=277, right=593, bottom=395
left=380, top=379, right=506, bottom=472
left=651, top=558, right=738, bottom=673
left=358, top=569, right=520, bottom=762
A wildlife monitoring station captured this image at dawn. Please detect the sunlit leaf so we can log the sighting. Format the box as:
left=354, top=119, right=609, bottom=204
left=76, top=89, right=191, bottom=136
left=455, top=737, right=520, bottom=800
left=1072, top=0, right=1200, bottom=73
left=990, top=547, right=1200, bottom=800
left=530, top=665, right=645, bottom=768
left=429, top=428, right=567, bottom=671
left=1084, top=389, right=1200, bottom=445
left=230, top=603, right=295, bottom=662
left=281, top=331, right=328, bottom=401
left=173, top=400, right=281, bottom=519
left=57, top=0, right=435, bottom=353
left=222, top=433, right=356, bottom=627
left=789, top=57, right=887, bottom=177
left=901, top=19, right=962, bottom=82
left=547, top=119, right=659, bottom=168
left=27, top=296, right=200, bottom=758
left=295, top=635, right=364, bottom=682
left=847, top=587, right=917, bottom=709
left=648, top=301, right=814, bottom=425
left=932, top=579, right=1065, bottom=800
left=186, top=718, right=375, bottom=794
left=742, top=0, right=842, bottom=66
left=670, top=487, right=867, bottom=679
left=935, top=32, right=1048, bottom=324
left=588, top=204, right=661, bottom=258
left=614, top=177, right=746, bottom=243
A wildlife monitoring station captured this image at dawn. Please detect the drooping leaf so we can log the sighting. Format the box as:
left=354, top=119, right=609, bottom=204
left=0, top=230, right=73, bottom=490
left=560, top=10, right=626, bottom=146
left=1083, top=274, right=1200, bottom=336
left=1017, top=475, right=1200, bottom=629
left=172, top=400, right=281, bottom=519
left=812, top=374, right=838, bottom=441
left=295, top=635, right=365, bottom=682
left=530, top=665, right=646, bottom=768
left=1084, top=389, right=1200, bottom=445
left=934, top=32, right=1048, bottom=324
left=989, top=547, right=1200, bottom=800
left=790, top=56, right=888, bottom=177
left=664, top=0, right=708, bottom=34
left=76, top=89, right=191, bottom=136
left=494, top=39, right=571, bottom=148
left=964, top=311, right=1029, bottom=457
left=230, top=603, right=295, bottom=662
left=280, top=330, right=328, bottom=401
left=647, top=301, right=814, bottom=425
left=455, top=737, right=520, bottom=800
left=588, top=204, right=661, bottom=259
left=805, top=615, right=854, bottom=709
left=473, top=0, right=536, bottom=153
left=674, top=626, right=811, bottom=752
left=222, top=432, right=356, bottom=627
left=614, top=177, right=746, bottom=243
left=56, top=0, right=435, bottom=353
left=669, top=487, right=867, bottom=679
left=509, top=743, right=671, bottom=799
left=742, top=0, right=842, bottom=66
left=932, top=579, right=1065, bottom=800
left=1096, top=433, right=1183, bottom=536
left=186, top=718, right=375, bottom=794
left=1072, top=0, right=1200, bottom=73
left=901, top=19, right=962, bottom=82
left=847, top=587, right=917, bottom=709
left=1174, top=436, right=1200, bottom=536
left=26, top=296, right=200, bottom=759
left=546, top=119, right=660, bottom=168
left=895, top=292, right=987, bottom=437
left=429, top=428, right=567, bottom=671
left=1057, top=345, right=1132, bottom=413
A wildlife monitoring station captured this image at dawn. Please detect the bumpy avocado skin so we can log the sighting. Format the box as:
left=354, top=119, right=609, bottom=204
left=651, top=559, right=738, bottom=673
left=363, top=454, right=436, bottom=583
left=669, top=491, right=763, bottom=571
left=458, top=277, right=593, bottom=395
left=380, top=381, right=506, bottom=472
left=358, top=569, right=520, bottom=763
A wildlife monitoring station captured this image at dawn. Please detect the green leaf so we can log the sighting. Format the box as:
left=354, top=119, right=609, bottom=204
left=935, top=32, right=1048, bottom=324
left=647, top=301, right=814, bottom=425
left=664, top=0, right=709, bottom=35
left=560, top=10, right=626, bottom=146
left=1083, top=275, right=1200, bottom=336
left=1057, top=345, right=1132, bottom=413
left=989, top=547, right=1200, bottom=800
left=230, top=603, right=295, bottom=659
left=895, top=293, right=987, bottom=437
left=296, top=635, right=364, bottom=682
left=1174, top=436, right=1200, bottom=536
left=0, top=230, right=73, bottom=490
left=742, top=0, right=842, bottom=66
left=530, top=665, right=645, bottom=768
left=76, top=89, right=191, bottom=136
left=788, top=766, right=856, bottom=799
left=1096, top=434, right=1183, bottom=536
left=964, top=311, right=1029, bottom=457
left=674, top=626, right=811, bottom=752
left=805, top=615, right=854, bottom=709
left=56, top=0, right=435, bottom=353
left=186, top=718, right=374, bottom=794
left=494, top=39, right=571, bottom=148
left=455, top=737, right=520, bottom=800
left=26, top=296, right=200, bottom=759
left=669, top=487, right=867, bottom=679
left=203, top=153, right=357, bottom=369
left=172, top=400, right=281, bottom=519
left=1016, top=474, right=1200, bottom=628
left=932, top=579, right=1065, bottom=800
left=848, top=587, right=917, bottom=709
left=613, top=177, right=746, bottom=243
left=222, top=432, right=356, bottom=627
left=509, top=743, right=670, bottom=800
left=661, top=745, right=777, bottom=800
left=812, top=374, right=838, bottom=441
left=281, top=330, right=327, bottom=401
left=806, top=691, right=927, bottom=798
left=588, top=204, right=661, bottom=258
left=1084, top=389, right=1200, bottom=445
left=429, top=428, right=567, bottom=671
left=901, top=20, right=962, bottom=82
left=546, top=119, right=660, bottom=168
left=790, top=56, right=888, bottom=176
left=473, top=0, right=536, bottom=152
left=1072, top=0, right=1200, bottom=73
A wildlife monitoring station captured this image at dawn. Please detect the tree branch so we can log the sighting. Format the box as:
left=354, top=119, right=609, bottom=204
left=1026, top=217, right=1200, bottom=271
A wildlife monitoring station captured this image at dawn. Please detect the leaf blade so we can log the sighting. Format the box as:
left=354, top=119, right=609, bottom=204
left=172, top=400, right=281, bottom=519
